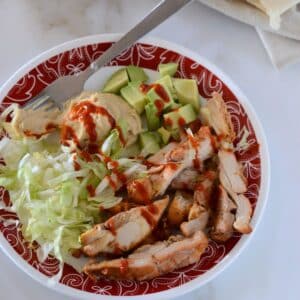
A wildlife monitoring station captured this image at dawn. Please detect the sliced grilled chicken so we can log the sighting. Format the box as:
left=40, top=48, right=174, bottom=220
left=170, top=168, right=200, bottom=190
left=83, top=231, right=208, bottom=281
left=180, top=213, right=209, bottom=236
left=149, top=127, right=215, bottom=196
left=106, top=200, right=139, bottom=215
left=232, top=194, right=252, bottom=234
left=147, top=142, right=178, bottom=165
left=188, top=171, right=217, bottom=220
left=127, top=177, right=154, bottom=204
left=210, top=185, right=236, bottom=242
left=200, top=92, right=235, bottom=141
left=80, top=198, right=169, bottom=256
left=218, top=147, right=252, bottom=233
left=180, top=171, right=216, bottom=237
left=150, top=162, right=186, bottom=196
left=168, top=126, right=216, bottom=168
left=218, top=148, right=247, bottom=194
left=167, top=191, right=193, bottom=226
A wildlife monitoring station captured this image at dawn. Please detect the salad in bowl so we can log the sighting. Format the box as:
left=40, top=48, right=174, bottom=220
left=0, top=62, right=254, bottom=282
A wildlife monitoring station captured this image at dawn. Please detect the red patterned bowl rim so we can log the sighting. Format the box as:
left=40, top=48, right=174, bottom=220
left=0, top=34, right=270, bottom=300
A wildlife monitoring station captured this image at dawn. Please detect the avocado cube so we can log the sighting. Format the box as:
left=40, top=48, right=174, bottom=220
left=158, top=63, right=178, bottom=77
left=145, top=102, right=161, bottom=131
left=163, top=104, right=197, bottom=130
left=170, top=101, right=182, bottom=110
left=139, top=132, right=161, bottom=157
left=155, top=75, right=176, bottom=96
left=120, top=82, right=147, bottom=114
left=178, top=104, right=197, bottom=124
left=147, top=83, right=174, bottom=111
left=102, top=68, right=129, bottom=93
left=173, top=78, right=200, bottom=111
left=126, top=65, right=148, bottom=82
left=163, top=111, right=180, bottom=130
left=170, top=129, right=181, bottom=141
left=157, top=127, right=171, bottom=144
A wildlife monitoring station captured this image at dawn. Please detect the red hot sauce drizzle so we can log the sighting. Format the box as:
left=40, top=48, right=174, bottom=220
left=105, top=219, right=116, bottom=235
left=147, top=203, right=158, bottom=215
left=164, top=117, right=173, bottom=127
left=131, top=180, right=151, bottom=203
left=178, top=117, right=186, bottom=127
left=86, top=185, right=96, bottom=197
left=120, top=259, right=129, bottom=274
left=140, top=208, right=156, bottom=229
left=188, top=134, right=201, bottom=169
left=139, top=83, right=170, bottom=103
left=154, top=99, right=164, bottom=115
left=61, top=100, right=126, bottom=149
left=24, top=122, right=57, bottom=139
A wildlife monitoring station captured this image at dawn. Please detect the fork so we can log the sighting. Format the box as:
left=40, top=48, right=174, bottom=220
left=25, top=0, right=192, bottom=111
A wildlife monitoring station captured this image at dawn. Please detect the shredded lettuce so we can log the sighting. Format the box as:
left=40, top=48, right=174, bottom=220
left=101, top=129, right=123, bottom=158
left=0, top=137, right=111, bottom=263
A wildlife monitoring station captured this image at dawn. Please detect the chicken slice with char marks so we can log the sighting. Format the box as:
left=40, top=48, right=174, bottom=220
left=200, top=92, right=235, bottom=141
left=210, top=185, right=236, bottom=242
left=232, top=194, right=252, bottom=234
left=168, top=126, right=216, bottom=168
left=180, top=171, right=216, bottom=236
left=150, top=162, right=186, bottom=196
left=218, top=148, right=247, bottom=194
left=218, top=148, right=252, bottom=234
left=147, top=142, right=178, bottom=165
left=167, top=191, right=193, bottom=226
left=170, top=168, right=200, bottom=190
left=80, top=198, right=169, bottom=256
left=127, top=177, right=154, bottom=205
left=149, top=126, right=215, bottom=197
left=83, top=231, right=208, bottom=281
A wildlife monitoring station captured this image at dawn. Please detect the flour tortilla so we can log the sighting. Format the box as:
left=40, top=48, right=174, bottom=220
left=246, top=0, right=300, bottom=28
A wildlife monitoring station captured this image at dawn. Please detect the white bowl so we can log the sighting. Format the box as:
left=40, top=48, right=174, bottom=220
left=0, top=34, right=270, bottom=300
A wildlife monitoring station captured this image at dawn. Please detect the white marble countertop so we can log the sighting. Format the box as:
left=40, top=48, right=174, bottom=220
left=0, top=1, right=300, bottom=299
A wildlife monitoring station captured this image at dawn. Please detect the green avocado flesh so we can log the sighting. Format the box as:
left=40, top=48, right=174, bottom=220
left=120, top=82, right=147, bottom=114
left=163, top=104, right=197, bottom=130
left=139, top=132, right=161, bottom=157
left=102, top=68, right=129, bottom=93
left=126, top=65, right=148, bottom=82
left=157, top=127, right=171, bottom=144
left=145, top=102, right=160, bottom=131
left=158, top=63, right=178, bottom=77
left=173, top=78, right=199, bottom=111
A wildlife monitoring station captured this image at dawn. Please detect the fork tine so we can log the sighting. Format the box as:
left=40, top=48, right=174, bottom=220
left=25, top=94, right=51, bottom=110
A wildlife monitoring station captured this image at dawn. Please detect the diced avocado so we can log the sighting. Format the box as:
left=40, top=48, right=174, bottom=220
left=102, top=68, right=129, bottom=93
left=139, top=132, right=161, bottom=157
left=170, top=129, right=181, bottom=141
left=163, top=111, right=180, bottom=130
left=178, top=104, right=197, bottom=124
left=173, top=78, right=200, bottom=111
left=120, top=142, right=140, bottom=158
left=145, top=103, right=160, bottom=131
left=155, top=75, right=176, bottom=96
left=147, top=83, right=174, bottom=111
left=120, top=82, right=147, bottom=114
left=170, top=101, right=182, bottom=110
left=158, top=63, right=178, bottom=77
left=126, top=65, right=148, bottom=82
left=163, top=104, right=197, bottom=130
left=157, top=127, right=171, bottom=144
